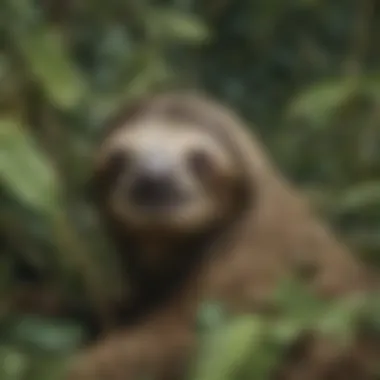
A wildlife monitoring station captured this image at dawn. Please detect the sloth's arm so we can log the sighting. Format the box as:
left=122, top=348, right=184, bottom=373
left=65, top=310, right=195, bottom=380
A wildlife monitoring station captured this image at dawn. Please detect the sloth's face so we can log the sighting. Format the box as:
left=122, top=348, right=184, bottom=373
left=95, top=120, right=244, bottom=235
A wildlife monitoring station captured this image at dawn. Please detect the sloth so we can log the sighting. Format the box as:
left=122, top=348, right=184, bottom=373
left=66, top=91, right=379, bottom=380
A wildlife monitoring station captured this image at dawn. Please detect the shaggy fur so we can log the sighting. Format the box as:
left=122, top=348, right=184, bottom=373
left=66, top=92, right=379, bottom=380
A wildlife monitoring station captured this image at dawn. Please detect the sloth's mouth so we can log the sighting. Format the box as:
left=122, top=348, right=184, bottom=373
left=129, top=174, right=188, bottom=211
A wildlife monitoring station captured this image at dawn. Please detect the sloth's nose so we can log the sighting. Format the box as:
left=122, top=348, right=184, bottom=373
left=129, top=159, right=178, bottom=208
left=130, top=173, right=178, bottom=208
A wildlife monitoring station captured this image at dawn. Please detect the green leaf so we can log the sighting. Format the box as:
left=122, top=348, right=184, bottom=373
left=317, top=296, right=363, bottom=343
left=335, top=182, right=380, bottom=213
left=287, top=79, right=358, bottom=127
left=274, top=277, right=329, bottom=325
left=0, top=117, right=60, bottom=214
left=13, top=27, right=87, bottom=110
left=25, top=355, right=70, bottom=380
left=0, top=315, right=86, bottom=353
left=196, top=301, right=227, bottom=333
left=89, top=54, right=173, bottom=125
left=146, top=8, right=211, bottom=44
left=192, top=316, right=264, bottom=380
left=363, top=74, right=380, bottom=101
left=0, top=346, right=29, bottom=380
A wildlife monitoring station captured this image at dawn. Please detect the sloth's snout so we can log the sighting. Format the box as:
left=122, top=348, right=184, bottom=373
left=128, top=156, right=181, bottom=209
left=130, top=173, right=175, bottom=207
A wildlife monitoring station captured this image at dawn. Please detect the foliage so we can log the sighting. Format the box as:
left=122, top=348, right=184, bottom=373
left=193, top=283, right=380, bottom=380
left=0, top=0, right=379, bottom=379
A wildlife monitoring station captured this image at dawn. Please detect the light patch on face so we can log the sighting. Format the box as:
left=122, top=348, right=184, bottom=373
left=98, top=120, right=241, bottom=234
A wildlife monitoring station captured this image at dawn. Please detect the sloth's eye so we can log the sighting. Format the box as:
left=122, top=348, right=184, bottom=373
left=188, top=150, right=214, bottom=177
left=107, top=150, right=130, bottom=177
left=88, top=150, right=130, bottom=201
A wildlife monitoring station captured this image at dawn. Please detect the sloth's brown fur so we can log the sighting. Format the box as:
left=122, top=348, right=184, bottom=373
left=66, top=92, right=379, bottom=380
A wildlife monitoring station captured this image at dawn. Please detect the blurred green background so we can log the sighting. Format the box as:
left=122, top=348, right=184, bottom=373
left=1, top=0, right=380, bottom=379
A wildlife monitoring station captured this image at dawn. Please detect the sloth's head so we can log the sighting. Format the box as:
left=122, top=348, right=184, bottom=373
left=91, top=93, right=254, bottom=240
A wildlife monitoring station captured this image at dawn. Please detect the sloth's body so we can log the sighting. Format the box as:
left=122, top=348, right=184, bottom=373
left=67, top=92, right=378, bottom=380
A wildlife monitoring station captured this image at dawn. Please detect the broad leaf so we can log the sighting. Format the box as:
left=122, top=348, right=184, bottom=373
left=0, top=117, right=60, bottom=214
left=13, top=28, right=87, bottom=110
left=146, top=8, right=211, bottom=44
